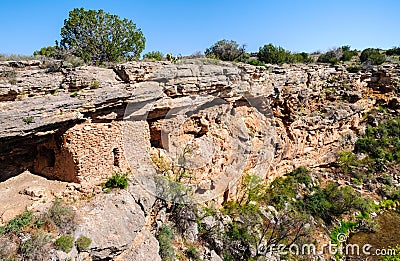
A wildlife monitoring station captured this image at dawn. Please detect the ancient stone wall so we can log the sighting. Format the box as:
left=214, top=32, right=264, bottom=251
left=32, top=121, right=129, bottom=187
left=63, top=121, right=129, bottom=186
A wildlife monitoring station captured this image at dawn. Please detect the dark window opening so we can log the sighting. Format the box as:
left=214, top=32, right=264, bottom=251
left=113, top=148, right=120, bottom=167
left=39, top=146, right=55, bottom=167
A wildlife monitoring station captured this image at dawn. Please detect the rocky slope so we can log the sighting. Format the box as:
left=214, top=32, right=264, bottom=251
left=0, top=59, right=399, bottom=260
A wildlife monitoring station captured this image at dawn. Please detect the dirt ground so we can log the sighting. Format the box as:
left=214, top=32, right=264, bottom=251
left=0, top=171, right=72, bottom=225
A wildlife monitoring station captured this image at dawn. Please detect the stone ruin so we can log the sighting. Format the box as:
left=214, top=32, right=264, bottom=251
left=33, top=121, right=129, bottom=185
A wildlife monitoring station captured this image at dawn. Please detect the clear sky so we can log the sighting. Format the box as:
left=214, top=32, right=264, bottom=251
left=0, top=0, right=399, bottom=56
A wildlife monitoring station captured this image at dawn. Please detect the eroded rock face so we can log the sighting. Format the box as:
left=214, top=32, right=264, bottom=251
left=1, top=59, right=400, bottom=260
left=75, top=190, right=146, bottom=260
left=1, top=60, right=400, bottom=188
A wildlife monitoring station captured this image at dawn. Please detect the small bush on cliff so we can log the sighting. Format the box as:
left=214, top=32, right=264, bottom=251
left=75, top=235, right=92, bottom=251
left=318, top=46, right=358, bottom=64
left=143, top=51, right=164, bottom=61
left=304, top=182, right=373, bottom=223
left=386, top=47, right=400, bottom=56
left=60, top=8, right=145, bottom=63
left=157, top=225, right=176, bottom=261
left=54, top=234, right=74, bottom=253
left=360, top=48, right=386, bottom=65
left=104, top=173, right=129, bottom=189
left=247, top=59, right=265, bottom=66
left=33, top=45, right=61, bottom=59
left=43, top=199, right=76, bottom=233
left=317, top=50, right=339, bottom=64
left=292, top=52, right=314, bottom=64
left=347, top=65, right=360, bottom=73
left=205, top=39, right=246, bottom=61
left=20, top=230, right=52, bottom=260
left=257, top=43, right=292, bottom=64
left=340, top=45, right=358, bottom=62
left=0, top=210, right=34, bottom=235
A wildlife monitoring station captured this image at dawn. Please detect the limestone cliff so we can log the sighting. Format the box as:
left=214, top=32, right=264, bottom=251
left=0, top=59, right=399, bottom=260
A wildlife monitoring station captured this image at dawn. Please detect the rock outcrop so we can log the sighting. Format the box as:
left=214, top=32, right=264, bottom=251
left=1, top=59, right=400, bottom=260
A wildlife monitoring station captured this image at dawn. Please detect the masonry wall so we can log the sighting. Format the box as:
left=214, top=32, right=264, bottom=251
left=33, top=136, right=77, bottom=182
left=64, top=121, right=129, bottom=186
left=33, top=121, right=129, bottom=187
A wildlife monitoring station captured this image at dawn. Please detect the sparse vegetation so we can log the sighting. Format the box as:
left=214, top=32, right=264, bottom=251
left=0, top=210, right=34, bottom=235
left=54, top=234, right=74, bottom=253
left=386, top=47, right=400, bottom=56
left=90, top=80, right=100, bottom=89
left=0, top=200, right=77, bottom=260
left=23, top=116, right=34, bottom=124
left=347, top=64, right=360, bottom=73
left=247, top=59, right=266, bottom=66
left=360, top=48, right=386, bottom=65
left=157, top=225, right=176, bottom=261
left=257, top=43, right=292, bottom=64
left=317, top=46, right=358, bottom=64
left=33, top=45, right=61, bottom=58
left=42, top=199, right=76, bottom=233
left=185, top=245, right=201, bottom=260
left=20, top=230, right=52, bottom=260
left=257, top=43, right=312, bottom=64
left=205, top=39, right=246, bottom=61
left=143, top=51, right=164, bottom=61
left=103, top=173, right=129, bottom=189
left=75, top=235, right=92, bottom=251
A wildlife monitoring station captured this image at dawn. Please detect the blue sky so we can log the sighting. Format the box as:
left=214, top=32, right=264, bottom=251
left=0, top=0, right=399, bottom=56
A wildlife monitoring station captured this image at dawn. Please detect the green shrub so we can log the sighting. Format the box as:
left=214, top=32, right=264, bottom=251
left=340, top=45, right=358, bottom=62
left=90, top=80, right=100, bottom=89
left=45, top=199, right=76, bottom=233
left=20, top=230, right=51, bottom=260
left=258, top=43, right=292, bottom=64
left=205, top=39, right=246, bottom=61
left=0, top=210, right=34, bottom=235
left=347, top=65, right=360, bottom=73
left=355, top=118, right=400, bottom=163
left=304, top=182, right=373, bottom=222
left=23, top=116, right=34, bottom=124
left=75, top=235, right=92, bottom=251
left=330, top=221, right=357, bottom=244
left=33, top=45, right=60, bottom=58
left=143, top=51, right=164, bottom=61
left=54, top=234, right=74, bottom=253
left=60, top=8, right=145, bottom=63
left=289, top=166, right=313, bottom=186
left=386, top=47, right=400, bottom=56
left=247, top=59, right=265, bottom=66
left=185, top=245, right=201, bottom=260
left=104, top=173, right=129, bottom=189
left=157, top=225, right=175, bottom=261
left=264, top=175, right=298, bottom=209
left=317, top=50, right=339, bottom=64
left=360, top=48, right=386, bottom=65
left=292, top=52, right=314, bottom=64
left=338, top=151, right=357, bottom=174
